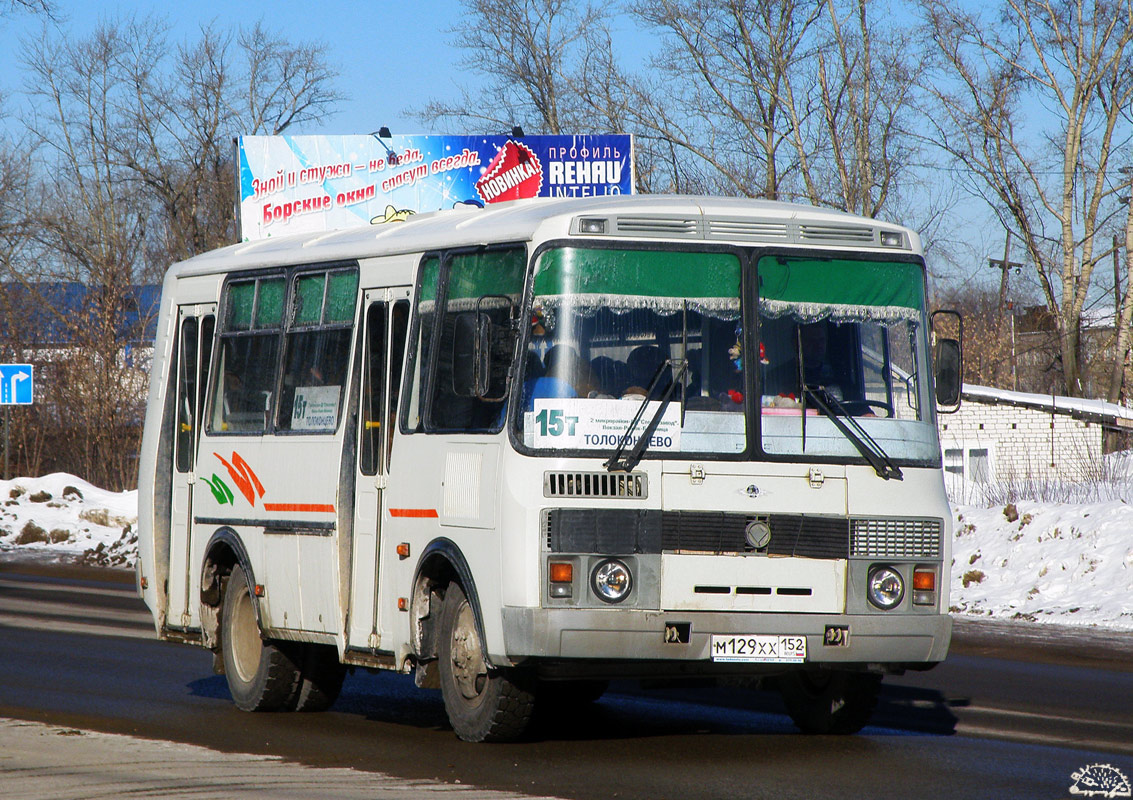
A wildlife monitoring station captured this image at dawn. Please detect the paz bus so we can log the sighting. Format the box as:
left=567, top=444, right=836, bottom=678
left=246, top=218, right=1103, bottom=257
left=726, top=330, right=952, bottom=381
left=136, top=195, right=961, bottom=742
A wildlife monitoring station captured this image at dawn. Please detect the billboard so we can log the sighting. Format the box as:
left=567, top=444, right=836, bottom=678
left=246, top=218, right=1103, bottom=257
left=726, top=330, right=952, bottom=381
left=236, top=134, right=634, bottom=241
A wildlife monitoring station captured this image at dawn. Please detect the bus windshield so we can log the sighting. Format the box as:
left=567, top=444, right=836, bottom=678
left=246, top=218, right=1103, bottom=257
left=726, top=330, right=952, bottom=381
left=518, top=246, right=745, bottom=455
left=757, top=254, right=936, bottom=463
left=516, top=246, right=937, bottom=465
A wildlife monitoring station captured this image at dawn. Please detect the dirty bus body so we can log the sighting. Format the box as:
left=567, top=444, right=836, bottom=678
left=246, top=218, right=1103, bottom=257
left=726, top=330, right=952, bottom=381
left=136, top=195, right=957, bottom=742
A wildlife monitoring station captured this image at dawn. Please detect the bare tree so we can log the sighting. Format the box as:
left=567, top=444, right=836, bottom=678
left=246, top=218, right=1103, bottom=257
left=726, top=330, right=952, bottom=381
left=628, top=0, right=928, bottom=217
left=923, top=0, right=1133, bottom=398
left=1, top=16, right=342, bottom=487
left=0, top=0, right=51, bottom=17
left=11, top=21, right=155, bottom=489
left=108, top=17, right=343, bottom=264
left=416, top=0, right=605, bottom=135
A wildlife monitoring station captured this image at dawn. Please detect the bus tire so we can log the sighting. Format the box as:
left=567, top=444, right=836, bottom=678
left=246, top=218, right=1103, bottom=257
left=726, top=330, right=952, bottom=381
left=777, top=669, right=881, bottom=735
left=290, top=644, right=347, bottom=712
left=221, top=565, right=301, bottom=712
left=437, top=583, right=535, bottom=742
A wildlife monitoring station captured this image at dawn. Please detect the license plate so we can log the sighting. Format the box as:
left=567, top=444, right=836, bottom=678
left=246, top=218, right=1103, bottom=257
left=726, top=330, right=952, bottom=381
left=710, top=634, right=807, bottom=663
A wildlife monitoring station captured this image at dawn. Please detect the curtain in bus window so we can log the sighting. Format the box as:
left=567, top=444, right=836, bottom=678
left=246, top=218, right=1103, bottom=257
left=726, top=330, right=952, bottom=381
left=532, top=248, right=740, bottom=318
left=758, top=257, right=923, bottom=324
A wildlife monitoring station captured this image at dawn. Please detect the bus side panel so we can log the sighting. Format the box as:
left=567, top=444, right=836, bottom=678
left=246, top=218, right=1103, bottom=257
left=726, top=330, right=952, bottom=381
left=138, top=272, right=222, bottom=633
left=191, top=435, right=345, bottom=635
left=137, top=271, right=180, bottom=630
left=382, top=435, right=508, bottom=662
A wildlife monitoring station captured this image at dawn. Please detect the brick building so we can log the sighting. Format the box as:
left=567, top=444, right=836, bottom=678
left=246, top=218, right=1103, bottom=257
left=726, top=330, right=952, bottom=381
left=938, top=384, right=1133, bottom=496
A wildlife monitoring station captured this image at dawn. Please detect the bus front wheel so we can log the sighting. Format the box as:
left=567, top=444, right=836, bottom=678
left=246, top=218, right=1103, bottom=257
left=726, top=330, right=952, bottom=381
left=777, top=668, right=881, bottom=734
left=220, top=564, right=300, bottom=711
left=437, top=583, right=535, bottom=742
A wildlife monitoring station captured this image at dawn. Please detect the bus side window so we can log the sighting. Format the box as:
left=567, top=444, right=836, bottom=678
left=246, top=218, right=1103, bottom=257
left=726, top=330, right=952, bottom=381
left=388, top=300, right=409, bottom=460
left=276, top=269, right=358, bottom=433
left=175, top=317, right=198, bottom=473
left=360, top=302, right=387, bottom=476
left=423, top=247, right=524, bottom=433
left=208, top=276, right=285, bottom=434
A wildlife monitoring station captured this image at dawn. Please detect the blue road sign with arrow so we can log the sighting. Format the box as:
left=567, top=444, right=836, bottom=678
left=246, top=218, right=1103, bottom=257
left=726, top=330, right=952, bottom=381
left=0, top=364, right=33, bottom=405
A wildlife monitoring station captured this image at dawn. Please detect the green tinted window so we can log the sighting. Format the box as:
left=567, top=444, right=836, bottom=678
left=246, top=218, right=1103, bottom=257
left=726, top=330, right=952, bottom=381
left=449, top=249, right=526, bottom=301
left=419, top=256, right=440, bottom=304
left=757, top=257, right=924, bottom=317
left=255, top=278, right=286, bottom=328
left=533, top=248, right=739, bottom=307
left=227, top=281, right=255, bottom=330
left=294, top=274, right=326, bottom=325
left=326, top=271, right=358, bottom=322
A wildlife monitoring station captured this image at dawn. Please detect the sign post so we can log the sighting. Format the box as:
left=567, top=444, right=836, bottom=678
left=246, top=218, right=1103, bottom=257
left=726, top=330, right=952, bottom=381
left=0, top=364, right=33, bottom=480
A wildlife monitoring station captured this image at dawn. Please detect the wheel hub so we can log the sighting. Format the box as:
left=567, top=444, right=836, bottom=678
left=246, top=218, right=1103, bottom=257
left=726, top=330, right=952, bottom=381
left=450, top=601, right=487, bottom=700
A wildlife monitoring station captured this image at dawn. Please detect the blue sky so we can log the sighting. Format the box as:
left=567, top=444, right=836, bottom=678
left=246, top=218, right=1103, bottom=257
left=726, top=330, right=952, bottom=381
left=0, top=1, right=1005, bottom=283
left=0, top=1, right=488, bottom=134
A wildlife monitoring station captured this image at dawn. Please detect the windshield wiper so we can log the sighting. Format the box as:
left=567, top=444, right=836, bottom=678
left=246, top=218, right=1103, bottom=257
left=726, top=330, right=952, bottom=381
left=604, top=359, right=688, bottom=473
left=802, top=385, right=903, bottom=481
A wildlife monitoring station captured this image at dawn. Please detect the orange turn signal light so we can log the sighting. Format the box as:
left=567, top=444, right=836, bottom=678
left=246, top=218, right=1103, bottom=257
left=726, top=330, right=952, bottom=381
left=549, top=562, right=573, bottom=583
left=913, top=570, right=935, bottom=591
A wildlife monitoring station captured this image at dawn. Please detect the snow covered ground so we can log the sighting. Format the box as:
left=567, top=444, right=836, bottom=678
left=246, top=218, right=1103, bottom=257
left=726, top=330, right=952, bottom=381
left=0, top=474, right=137, bottom=569
left=0, top=472, right=1130, bottom=630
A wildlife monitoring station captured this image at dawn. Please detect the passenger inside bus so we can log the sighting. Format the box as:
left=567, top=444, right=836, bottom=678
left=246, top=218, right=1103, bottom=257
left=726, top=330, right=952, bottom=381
left=799, top=322, right=841, bottom=397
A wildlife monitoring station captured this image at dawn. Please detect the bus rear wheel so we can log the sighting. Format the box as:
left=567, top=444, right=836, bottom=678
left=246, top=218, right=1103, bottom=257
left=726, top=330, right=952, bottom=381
left=221, top=565, right=300, bottom=711
left=777, top=668, right=881, bottom=734
left=437, top=583, right=535, bottom=742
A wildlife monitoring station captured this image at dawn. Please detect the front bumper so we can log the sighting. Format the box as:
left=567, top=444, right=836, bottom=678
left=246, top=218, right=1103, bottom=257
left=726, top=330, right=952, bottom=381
left=501, top=606, right=951, bottom=667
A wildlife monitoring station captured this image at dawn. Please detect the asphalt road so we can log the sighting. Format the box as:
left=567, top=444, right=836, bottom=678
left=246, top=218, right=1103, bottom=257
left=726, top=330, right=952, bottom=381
left=1, top=558, right=1131, bottom=800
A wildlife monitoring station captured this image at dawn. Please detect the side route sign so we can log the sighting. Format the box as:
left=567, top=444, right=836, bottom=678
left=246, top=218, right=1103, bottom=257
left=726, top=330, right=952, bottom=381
left=0, top=364, right=33, bottom=405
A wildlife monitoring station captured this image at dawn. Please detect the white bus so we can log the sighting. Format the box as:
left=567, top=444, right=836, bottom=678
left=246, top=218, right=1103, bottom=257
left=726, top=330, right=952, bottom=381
left=137, top=195, right=961, bottom=742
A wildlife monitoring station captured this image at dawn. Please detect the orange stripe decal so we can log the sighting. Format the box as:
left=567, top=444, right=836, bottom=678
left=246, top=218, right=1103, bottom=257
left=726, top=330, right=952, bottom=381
left=389, top=508, right=439, bottom=518
left=263, top=502, right=336, bottom=513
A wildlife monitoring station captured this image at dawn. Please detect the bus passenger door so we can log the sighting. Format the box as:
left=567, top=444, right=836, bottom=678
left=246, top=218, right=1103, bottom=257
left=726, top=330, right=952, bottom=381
left=168, top=304, right=215, bottom=629
left=348, top=289, right=410, bottom=649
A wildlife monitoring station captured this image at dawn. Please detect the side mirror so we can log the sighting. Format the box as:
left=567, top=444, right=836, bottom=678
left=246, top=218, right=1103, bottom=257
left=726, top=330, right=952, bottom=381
left=451, top=294, right=518, bottom=400
left=931, top=310, right=963, bottom=412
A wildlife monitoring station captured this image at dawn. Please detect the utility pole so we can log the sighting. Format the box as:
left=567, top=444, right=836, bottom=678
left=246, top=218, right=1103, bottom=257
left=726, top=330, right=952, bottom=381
left=988, top=231, right=1025, bottom=312
left=989, top=231, right=1024, bottom=387
left=1115, top=234, right=1122, bottom=321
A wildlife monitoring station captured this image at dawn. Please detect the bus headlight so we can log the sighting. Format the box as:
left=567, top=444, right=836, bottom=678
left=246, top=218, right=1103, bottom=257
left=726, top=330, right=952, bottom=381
left=867, top=566, right=904, bottom=610
left=591, top=559, right=632, bottom=603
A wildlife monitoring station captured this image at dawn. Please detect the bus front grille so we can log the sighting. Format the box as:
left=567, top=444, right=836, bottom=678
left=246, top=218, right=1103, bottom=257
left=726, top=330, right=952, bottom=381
left=543, top=471, right=648, bottom=499
left=544, top=509, right=856, bottom=559
left=850, top=518, right=943, bottom=558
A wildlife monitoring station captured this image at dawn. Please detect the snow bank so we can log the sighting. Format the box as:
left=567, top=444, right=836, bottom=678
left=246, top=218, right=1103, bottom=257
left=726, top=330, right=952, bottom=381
left=950, top=499, right=1133, bottom=630
left=0, top=472, right=1129, bottom=629
left=0, top=474, right=137, bottom=568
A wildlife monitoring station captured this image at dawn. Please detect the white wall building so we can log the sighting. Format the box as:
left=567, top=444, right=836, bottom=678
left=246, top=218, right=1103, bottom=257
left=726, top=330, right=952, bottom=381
left=938, top=384, right=1133, bottom=496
